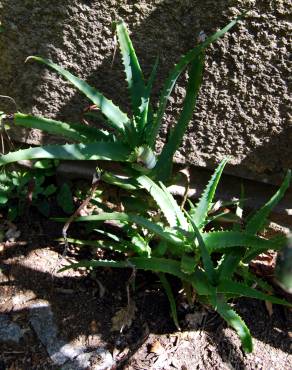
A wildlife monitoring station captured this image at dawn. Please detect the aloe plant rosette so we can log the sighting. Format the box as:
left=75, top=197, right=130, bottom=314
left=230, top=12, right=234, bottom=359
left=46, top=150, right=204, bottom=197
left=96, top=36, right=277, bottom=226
left=56, top=160, right=292, bottom=353
left=1, top=16, right=244, bottom=185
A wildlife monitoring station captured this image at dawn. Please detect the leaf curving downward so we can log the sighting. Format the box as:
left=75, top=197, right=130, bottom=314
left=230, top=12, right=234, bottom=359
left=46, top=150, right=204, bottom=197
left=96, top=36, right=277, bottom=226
left=246, top=170, right=291, bottom=234
left=137, top=175, right=188, bottom=229
left=14, top=113, right=112, bottom=142
left=209, top=294, right=253, bottom=353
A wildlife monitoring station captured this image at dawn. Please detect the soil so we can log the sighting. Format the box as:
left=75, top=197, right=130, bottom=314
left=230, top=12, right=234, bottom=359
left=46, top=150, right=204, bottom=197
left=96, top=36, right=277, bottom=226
left=0, top=212, right=291, bottom=370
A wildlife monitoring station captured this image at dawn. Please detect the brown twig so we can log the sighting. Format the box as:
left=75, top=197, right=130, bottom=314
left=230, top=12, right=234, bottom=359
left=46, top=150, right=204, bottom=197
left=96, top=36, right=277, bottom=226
left=53, top=171, right=101, bottom=274
left=62, top=172, right=101, bottom=255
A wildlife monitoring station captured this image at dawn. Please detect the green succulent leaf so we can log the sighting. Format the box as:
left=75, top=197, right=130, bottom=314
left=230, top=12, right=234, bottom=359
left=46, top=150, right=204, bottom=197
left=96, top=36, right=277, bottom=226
left=116, top=20, right=145, bottom=119
left=148, top=15, right=244, bottom=148
left=246, top=170, right=291, bottom=234
left=218, top=280, right=292, bottom=307
left=181, top=253, right=197, bottom=274
left=191, top=158, right=229, bottom=229
left=202, top=230, right=285, bottom=253
left=217, top=249, right=245, bottom=281
left=243, top=234, right=287, bottom=263
left=138, top=57, right=159, bottom=138
left=0, top=193, right=9, bottom=205
left=59, top=256, right=212, bottom=296
left=187, top=214, right=216, bottom=284
left=0, top=141, right=131, bottom=166
left=61, top=237, right=150, bottom=256
left=54, top=212, right=185, bottom=247
left=154, top=53, right=205, bottom=181
left=159, top=273, right=180, bottom=330
left=237, top=265, right=274, bottom=294
left=14, top=113, right=112, bottom=142
left=100, top=171, right=139, bottom=190
left=159, top=182, right=189, bottom=229
left=27, top=56, right=130, bottom=133
left=137, top=175, right=188, bottom=229
left=209, top=294, right=253, bottom=353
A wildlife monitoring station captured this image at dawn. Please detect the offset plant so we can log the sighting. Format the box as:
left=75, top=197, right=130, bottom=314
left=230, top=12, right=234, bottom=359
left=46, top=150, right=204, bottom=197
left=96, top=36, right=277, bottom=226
left=58, top=160, right=291, bottom=353
left=0, top=16, right=243, bottom=184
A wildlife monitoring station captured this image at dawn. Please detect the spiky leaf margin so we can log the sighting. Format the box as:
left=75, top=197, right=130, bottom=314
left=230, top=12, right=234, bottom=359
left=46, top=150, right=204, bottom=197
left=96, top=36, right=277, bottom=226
left=246, top=170, right=291, bottom=234
left=191, top=158, right=229, bottom=228
left=27, top=56, right=130, bottom=134
left=116, top=20, right=145, bottom=119
left=147, top=14, right=244, bottom=148
left=0, top=141, right=131, bottom=166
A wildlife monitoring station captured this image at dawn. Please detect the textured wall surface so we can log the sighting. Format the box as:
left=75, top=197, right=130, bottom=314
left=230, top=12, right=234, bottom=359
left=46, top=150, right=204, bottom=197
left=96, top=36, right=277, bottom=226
left=0, top=0, right=291, bottom=184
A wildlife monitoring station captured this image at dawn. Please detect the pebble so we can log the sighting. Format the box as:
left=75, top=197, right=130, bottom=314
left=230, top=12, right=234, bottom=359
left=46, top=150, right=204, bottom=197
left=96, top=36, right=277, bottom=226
left=0, top=314, right=23, bottom=343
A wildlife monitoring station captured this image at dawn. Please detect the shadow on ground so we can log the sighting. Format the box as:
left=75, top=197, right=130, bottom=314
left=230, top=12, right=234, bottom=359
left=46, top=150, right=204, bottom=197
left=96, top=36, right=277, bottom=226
left=0, top=214, right=291, bottom=369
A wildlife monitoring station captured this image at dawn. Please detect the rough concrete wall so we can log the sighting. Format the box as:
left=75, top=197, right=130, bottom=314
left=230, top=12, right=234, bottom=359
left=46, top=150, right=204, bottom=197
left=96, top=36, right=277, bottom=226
left=0, top=0, right=291, bottom=184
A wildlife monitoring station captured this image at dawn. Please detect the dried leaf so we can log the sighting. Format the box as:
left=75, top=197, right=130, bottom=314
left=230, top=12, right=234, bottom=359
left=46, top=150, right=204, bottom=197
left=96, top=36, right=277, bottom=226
left=250, top=251, right=277, bottom=277
left=149, top=340, right=165, bottom=355
left=90, top=320, right=99, bottom=333
left=265, top=301, right=273, bottom=317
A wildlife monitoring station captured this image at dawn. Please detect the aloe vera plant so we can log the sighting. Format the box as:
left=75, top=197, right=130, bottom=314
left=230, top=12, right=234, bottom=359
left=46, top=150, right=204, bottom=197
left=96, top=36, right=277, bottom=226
left=1, top=16, right=243, bottom=185
left=57, top=160, right=291, bottom=353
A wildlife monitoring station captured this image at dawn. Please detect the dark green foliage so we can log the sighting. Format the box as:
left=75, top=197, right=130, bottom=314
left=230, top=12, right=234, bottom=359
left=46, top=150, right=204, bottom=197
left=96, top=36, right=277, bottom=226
left=57, top=183, right=74, bottom=214
left=58, top=161, right=291, bottom=353
left=0, top=166, right=57, bottom=219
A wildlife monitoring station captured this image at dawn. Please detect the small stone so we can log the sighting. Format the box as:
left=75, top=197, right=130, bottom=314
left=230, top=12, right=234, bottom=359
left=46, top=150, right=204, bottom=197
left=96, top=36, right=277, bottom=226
left=62, top=349, right=115, bottom=370
left=0, top=314, right=23, bottom=343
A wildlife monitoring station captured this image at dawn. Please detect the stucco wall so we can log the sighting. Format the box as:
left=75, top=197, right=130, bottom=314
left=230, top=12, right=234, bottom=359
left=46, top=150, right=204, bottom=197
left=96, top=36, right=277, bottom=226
left=0, top=0, right=291, bottom=184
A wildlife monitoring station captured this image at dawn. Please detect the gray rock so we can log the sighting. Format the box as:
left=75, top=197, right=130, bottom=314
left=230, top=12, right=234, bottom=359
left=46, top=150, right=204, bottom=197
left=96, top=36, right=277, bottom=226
left=62, top=348, right=115, bottom=370
left=29, top=302, right=115, bottom=369
left=0, top=314, right=23, bottom=343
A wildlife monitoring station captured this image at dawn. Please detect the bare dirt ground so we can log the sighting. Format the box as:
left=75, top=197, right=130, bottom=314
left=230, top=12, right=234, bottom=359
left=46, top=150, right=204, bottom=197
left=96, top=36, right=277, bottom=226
left=0, top=214, right=291, bottom=370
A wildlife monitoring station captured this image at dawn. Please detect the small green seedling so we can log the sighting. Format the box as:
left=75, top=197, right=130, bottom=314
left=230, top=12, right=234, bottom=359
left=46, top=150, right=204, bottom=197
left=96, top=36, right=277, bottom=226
left=0, top=162, right=75, bottom=218
left=0, top=165, right=57, bottom=219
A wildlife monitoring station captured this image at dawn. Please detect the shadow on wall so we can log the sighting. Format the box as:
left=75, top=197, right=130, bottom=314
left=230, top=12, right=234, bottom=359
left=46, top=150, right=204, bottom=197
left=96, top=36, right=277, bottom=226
left=232, top=127, right=292, bottom=185
left=0, top=0, right=235, bottom=133
left=0, top=1, right=290, bottom=183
